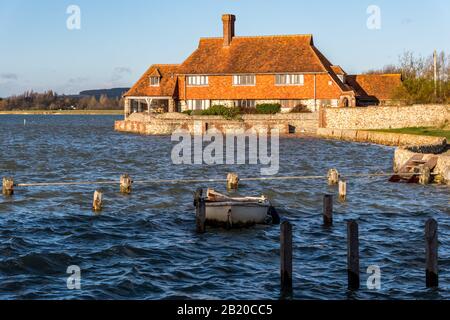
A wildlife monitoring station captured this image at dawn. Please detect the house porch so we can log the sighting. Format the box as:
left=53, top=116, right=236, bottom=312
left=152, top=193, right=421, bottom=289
left=124, top=97, right=176, bottom=119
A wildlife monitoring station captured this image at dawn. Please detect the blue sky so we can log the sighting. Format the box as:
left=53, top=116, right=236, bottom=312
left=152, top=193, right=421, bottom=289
left=0, top=0, right=449, bottom=97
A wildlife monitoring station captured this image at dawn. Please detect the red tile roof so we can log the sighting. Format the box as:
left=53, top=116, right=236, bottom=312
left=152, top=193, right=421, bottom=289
left=346, top=74, right=402, bottom=100
left=124, top=65, right=179, bottom=97
left=178, top=35, right=330, bottom=75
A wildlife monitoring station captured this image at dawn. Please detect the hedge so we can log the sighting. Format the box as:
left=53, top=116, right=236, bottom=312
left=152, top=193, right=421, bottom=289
left=255, top=103, right=281, bottom=114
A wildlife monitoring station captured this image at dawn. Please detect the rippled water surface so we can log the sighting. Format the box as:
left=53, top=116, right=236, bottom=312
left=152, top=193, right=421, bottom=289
left=0, top=115, right=448, bottom=300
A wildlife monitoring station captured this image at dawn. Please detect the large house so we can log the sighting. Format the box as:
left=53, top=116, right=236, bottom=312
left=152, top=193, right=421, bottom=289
left=124, top=14, right=402, bottom=117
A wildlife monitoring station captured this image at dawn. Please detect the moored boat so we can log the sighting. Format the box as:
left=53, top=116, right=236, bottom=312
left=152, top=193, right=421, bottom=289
left=194, top=189, right=280, bottom=228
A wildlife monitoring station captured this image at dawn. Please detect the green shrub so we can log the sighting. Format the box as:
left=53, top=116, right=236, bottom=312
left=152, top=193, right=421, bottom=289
left=182, top=110, right=192, bottom=115
left=256, top=103, right=281, bottom=114
left=201, top=105, right=240, bottom=119
left=200, top=105, right=227, bottom=116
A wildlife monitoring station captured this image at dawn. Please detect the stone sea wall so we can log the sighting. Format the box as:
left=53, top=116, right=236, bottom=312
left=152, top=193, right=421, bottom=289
left=321, top=104, right=450, bottom=129
left=317, top=128, right=447, bottom=152
left=115, top=112, right=319, bottom=135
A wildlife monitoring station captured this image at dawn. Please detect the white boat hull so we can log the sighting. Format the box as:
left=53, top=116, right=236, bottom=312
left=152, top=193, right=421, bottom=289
left=205, top=201, right=271, bottom=227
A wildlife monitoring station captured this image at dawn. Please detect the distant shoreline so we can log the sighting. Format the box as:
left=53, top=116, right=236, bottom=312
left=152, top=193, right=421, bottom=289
left=0, top=110, right=123, bottom=115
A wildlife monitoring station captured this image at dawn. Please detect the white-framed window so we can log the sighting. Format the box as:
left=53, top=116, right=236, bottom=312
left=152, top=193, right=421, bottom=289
left=150, top=76, right=160, bottom=87
left=234, top=100, right=256, bottom=108
left=275, top=74, right=304, bottom=86
left=187, top=100, right=210, bottom=110
left=187, top=75, right=209, bottom=86
left=233, top=75, right=256, bottom=86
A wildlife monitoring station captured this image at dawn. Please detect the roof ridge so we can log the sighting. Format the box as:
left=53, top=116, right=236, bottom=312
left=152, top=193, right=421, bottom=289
left=350, top=73, right=402, bottom=77
left=152, top=64, right=180, bottom=67
left=199, top=34, right=313, bottom=40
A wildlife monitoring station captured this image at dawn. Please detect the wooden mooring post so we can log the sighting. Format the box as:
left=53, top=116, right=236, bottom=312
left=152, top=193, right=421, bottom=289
left=2, top=177, right=14, bottom=196
left=120, top=174, right=132, bottom=194
left=195, top=189, right=206, bottom=234
left=347, top=220, right=360, bottom=290
left=92, top=190, right=103, bottom=212
left=419, top=166, right=431, bottom=185
left=339, top=180, right=347, bottom=202
left=323, top=194, right=333, bottom=226
left=327, top=169, right=339, bottom=186
left=280, top=221, right=293, bottom=294
left=425, top=218, right=438, bottom=288
left=227, top=173, right=239, bottom=190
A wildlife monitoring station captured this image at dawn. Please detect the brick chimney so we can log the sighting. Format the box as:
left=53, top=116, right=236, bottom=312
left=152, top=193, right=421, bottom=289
left=222, top=14, right=236, bottom=47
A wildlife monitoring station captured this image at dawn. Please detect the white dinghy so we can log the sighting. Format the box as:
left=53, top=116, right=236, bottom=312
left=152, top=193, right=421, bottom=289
left=195, top=189, right=280, bottom=228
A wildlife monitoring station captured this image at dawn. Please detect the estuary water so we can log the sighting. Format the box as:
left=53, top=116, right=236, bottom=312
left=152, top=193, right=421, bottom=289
left=0, top=115, right=448, bottom=300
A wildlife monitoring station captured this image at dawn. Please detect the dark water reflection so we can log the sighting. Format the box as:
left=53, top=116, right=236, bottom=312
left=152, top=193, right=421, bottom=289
left=0, top=115, right=448, bottom=300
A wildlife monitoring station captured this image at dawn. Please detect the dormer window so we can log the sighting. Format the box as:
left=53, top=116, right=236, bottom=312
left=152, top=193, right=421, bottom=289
left=150, top=76, right=160, bottom=87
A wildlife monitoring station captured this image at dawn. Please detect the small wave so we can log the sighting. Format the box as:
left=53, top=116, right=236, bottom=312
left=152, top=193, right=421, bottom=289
left=0, top=252, right=75, bottom=275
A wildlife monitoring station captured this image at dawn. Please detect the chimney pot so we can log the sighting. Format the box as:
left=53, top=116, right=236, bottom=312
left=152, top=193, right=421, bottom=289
left=222, top=14, right=236, bottom=47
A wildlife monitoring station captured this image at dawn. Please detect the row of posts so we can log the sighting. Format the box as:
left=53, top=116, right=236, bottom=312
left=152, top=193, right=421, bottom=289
left=201, top=170, right=439, bottom=293
left=93, top=174, right=133, bottom=212
left=3, top=172, right=238, bottom=215
left=2, top=175, right=133, bottom=213
left=2, top=166, right=431, bottom=203
left=280, top=209, right=440, bottom=295
left=3, top=171, right=440, bottom=293
left=1, top=167, right=413, bottom=205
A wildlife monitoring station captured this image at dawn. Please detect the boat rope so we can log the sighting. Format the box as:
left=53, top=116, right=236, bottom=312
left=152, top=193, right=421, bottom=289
left=13, top=172, right=423, bottom=188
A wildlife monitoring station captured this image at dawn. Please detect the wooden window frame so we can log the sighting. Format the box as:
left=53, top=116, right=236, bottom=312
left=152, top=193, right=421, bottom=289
left=232, top=75, right=256, bottom=86
left=186, top=99, right=210, bottom=110
left=234, top=100, right=256, bottom=108
left=149, top=76, right=160, bottom=87
left=187, top=75, right=209, bottom=87
left=275, top=74, right=305, bottom=86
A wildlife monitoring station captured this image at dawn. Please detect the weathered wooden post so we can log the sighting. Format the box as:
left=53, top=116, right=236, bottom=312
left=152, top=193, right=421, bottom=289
left=195, top=189, right=206, bottom=234
left=227, top=173, right=239, bottom=190
left=120, top=174, right=132, bottom=194
left=419, top=166, right=431, bottom=185
left=92, top=190, right=103, bottom=212
left=323, top=194, right=333, bottom=226
left=339, top=180, right=347, bottom=202
left=425, top=219, right=438, bottom=288
left=280, top=221, right=293, bottom=294
left=347, top=220, right=360, bottom=290
left=327, top=169, right=339, bottom=186
left=2, top=177, right=14, bottom=196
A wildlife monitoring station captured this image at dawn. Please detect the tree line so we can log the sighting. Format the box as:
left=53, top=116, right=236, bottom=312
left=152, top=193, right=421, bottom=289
left=365, top=50, right=450, bottom=104
left=0, top=90, right=124, bottom=111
